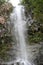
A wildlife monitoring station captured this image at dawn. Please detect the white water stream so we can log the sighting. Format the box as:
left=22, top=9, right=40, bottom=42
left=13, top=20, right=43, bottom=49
left=12, top=5, right=32, bottom=65
left=15, top=6, right=27, bottom=59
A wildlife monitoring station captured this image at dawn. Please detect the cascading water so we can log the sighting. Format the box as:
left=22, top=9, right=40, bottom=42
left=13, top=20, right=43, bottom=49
left=15, top=6, right=27, bottom=59
left=12, top=5, right=32, bottom=65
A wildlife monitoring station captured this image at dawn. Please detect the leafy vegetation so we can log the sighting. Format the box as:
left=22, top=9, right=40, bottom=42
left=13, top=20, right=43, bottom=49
left=0, top=0, right=13, bottom=61
left=0, top=0, right=6, bottom=5
left=21, top=0, right=43, bottom=43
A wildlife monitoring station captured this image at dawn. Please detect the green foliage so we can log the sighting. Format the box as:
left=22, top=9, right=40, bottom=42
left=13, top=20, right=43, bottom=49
left=0, top=0, right=13, bottom=61
left=28, top=32, right=43, bottom=43
left=0, top=23, right=13, bottom=60
left=21, top=0, right=43, bottom=43
left=0, top=0, right=9, bottom=5
left=0, top=0, right=6, bottom=5
left=27, top=21, right=43, bottom=43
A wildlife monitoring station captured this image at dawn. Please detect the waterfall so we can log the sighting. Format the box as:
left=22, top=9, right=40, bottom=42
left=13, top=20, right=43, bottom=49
left=12, top=5, right=32, bottom=65
left=0, top=5, right=34, bottom=65
left=15, top=6, right=27, bottom=59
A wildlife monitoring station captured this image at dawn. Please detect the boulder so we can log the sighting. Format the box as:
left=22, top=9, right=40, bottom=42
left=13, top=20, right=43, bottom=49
left=0, top=16, right=5, bottom=24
